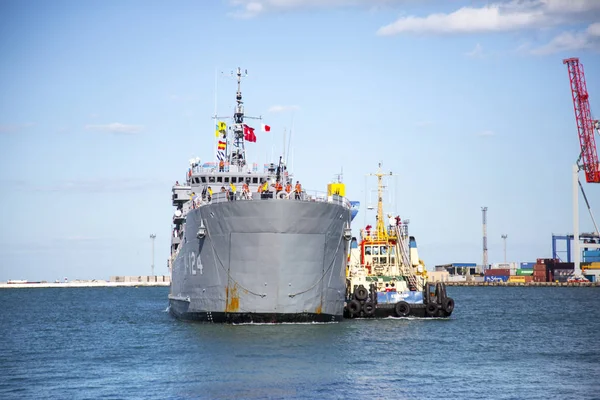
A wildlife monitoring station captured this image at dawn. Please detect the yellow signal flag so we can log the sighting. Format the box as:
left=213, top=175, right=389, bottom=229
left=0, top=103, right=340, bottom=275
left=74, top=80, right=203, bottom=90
left=215, top=121, right=226, bottom=137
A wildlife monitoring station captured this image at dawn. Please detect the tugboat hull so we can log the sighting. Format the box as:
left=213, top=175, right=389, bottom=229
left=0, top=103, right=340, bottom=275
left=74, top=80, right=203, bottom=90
left=343, top=283, right=454, bottom=319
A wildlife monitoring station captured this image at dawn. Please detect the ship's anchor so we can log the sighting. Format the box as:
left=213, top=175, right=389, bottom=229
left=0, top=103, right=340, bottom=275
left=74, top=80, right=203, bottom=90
left=343, top=224, right=352, bottom=241
left=197, top=220, right=207, bottom=239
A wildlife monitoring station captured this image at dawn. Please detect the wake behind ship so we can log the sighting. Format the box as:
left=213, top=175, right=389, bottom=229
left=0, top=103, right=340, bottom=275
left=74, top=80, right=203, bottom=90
left=168, top=68, right=352, bottom=323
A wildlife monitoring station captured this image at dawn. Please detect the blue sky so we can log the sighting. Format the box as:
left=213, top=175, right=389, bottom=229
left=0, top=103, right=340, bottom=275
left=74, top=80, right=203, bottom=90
left=1, top=0, right=599, bottom=281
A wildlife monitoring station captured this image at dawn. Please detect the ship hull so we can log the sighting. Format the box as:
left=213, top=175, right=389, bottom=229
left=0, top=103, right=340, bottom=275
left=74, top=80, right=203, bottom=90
left=169, top=198, right=351, bottom=323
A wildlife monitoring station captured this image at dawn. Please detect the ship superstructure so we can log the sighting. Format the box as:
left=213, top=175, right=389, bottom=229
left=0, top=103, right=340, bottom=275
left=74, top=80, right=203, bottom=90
left=168, top=68, right=353, bottom=323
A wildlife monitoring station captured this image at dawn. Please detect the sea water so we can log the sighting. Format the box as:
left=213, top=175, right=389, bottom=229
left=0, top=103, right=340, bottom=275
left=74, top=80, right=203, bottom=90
left=1, top=286, right=599, bottom=399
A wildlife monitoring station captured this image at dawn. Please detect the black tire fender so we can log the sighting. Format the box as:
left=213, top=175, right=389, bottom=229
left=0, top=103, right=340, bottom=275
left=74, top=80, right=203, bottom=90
left=443, top=297, right=455, bottom=313
left=394, top=301, right=410, bottom=317
left=354, top=285, right=368, bottom=301
left=347, top=299, right=361, bottom=316
left=436, top=282, right=446, bottom=299
left=426, top=302, right=439, bottom=317
left=363, top=302, right=375, bottom=317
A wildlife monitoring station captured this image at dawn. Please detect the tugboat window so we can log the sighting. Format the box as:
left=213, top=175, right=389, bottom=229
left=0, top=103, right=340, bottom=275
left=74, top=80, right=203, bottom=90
left=365, top=246, right=371, bottom=255
left=381, top=246, right=387, bottom=255
left=224, top=177, right=230, bottom=183
left=209, top=176, right=215, bottom=183
left=217, top=177, right=222, bottom=183
left=372, top=246, right=379, bottom=255
left=201, top=177, right=207, bottom=183
left=252, top=177, right=258, bottom=184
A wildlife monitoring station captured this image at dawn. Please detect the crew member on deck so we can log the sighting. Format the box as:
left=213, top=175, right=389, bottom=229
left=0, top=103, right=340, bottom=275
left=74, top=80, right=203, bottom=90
left=285, top=181, right=292, bottom=195
left=242, top=182, right=251, bottom=199
left=229, top=182, right=236, bottom=201
left=260, top=180, right=269, bottom=199
left=219, top=159, right=225, bottom=172
left=294, top=181, right=302, bottom=200
left=275, top=180, right=283, bottom=193
left=207, top=186, right=213, bottom=202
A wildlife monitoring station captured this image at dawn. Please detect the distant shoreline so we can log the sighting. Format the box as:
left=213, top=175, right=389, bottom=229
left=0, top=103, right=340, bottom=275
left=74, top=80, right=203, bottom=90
left=0, top=281, right=170, bottom=289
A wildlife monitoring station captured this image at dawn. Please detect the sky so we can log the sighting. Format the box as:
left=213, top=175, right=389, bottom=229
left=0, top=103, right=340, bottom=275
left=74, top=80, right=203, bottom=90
left=1, top=0, right=599, bottom=281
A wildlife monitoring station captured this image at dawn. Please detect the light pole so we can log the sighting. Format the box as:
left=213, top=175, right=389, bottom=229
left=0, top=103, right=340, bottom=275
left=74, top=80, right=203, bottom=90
left=150, top=234, right=156, bottom=276
left=501, top=234, right=508, bottom=263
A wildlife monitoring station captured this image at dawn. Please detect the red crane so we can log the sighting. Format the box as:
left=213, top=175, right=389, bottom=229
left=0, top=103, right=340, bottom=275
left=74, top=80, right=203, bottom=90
left=563, top=57, right=600, bottom=183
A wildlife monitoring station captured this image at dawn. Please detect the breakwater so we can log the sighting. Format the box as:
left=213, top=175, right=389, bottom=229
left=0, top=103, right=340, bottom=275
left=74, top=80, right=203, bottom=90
left=445, top=281, right=600, bottom=287
left=1, top=275, right=170, bottom=289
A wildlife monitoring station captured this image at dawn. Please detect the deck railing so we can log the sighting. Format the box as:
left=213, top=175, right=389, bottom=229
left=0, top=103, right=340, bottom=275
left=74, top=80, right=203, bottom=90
left=189, top=190, right=351, bottom=210
left=191, top=163, right=279, bottom=175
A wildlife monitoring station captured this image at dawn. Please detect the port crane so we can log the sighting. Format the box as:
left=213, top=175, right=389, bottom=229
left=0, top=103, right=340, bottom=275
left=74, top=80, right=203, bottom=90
left=563, top=57, right=600, bottom=275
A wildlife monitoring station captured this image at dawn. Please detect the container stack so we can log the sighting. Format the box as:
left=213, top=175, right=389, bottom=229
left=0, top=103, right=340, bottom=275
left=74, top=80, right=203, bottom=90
left=533, top=259, right=548, bottom=282
left=484, top=268, right=510, bottom=282
left=582, top=249, right=600, bottom=263
left=547, top=261, right=574, bottom=282
left=582, top=262, right=600, bottom=282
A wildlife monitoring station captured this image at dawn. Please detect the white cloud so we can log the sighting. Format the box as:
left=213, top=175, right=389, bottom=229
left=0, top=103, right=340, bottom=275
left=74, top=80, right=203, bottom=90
left=228, top=0, right=412, bottom=18
left=268, top=105, right=300, bottom=113
left=376, top=0, right=600, bottom=35
left=465, top=43, right=485, bottom=58
left=589, top=22, right=600, bottom=36
left=477, top=130, right=495, bottom=137
left=85, top=123, right=143, bottom=134
left=531, top=22, right=600, bottom=54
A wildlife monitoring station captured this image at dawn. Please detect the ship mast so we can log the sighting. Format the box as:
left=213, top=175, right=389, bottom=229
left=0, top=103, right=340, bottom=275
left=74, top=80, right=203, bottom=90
left=231, top=67, right=247, bottom=167
left=371, top=163, right=387, bottom=238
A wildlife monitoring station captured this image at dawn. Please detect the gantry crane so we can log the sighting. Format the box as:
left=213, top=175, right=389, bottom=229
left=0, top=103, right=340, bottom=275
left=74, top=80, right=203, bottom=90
left=563, top=57, right=600, bottom=275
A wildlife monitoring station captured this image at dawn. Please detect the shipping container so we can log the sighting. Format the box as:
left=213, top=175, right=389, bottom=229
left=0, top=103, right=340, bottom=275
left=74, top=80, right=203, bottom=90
left=533, top=264, right=547, bottom=271
left=582, top=250, right=600, bottom=257
left=533, top=270, right=548, bottom=282
left=553, top=269, right=574, bottom=276
left=492, top=262, right=518, bottom=270
left=520, top=262, right=535, bottom=269
left=516, top=269, right=534, bottom=276
left=551, top=270, right=573, bottom=282
left=484, top=275, right=509, bottom=282
left=586, top=262, right=600, bottom=269
left=549, top=262, right=574, bottom=270
left=509, top=276, right=533, bottom=283
left=485, top=268, right=510, bottom=276
left=584, top=275, right=596, bottom=282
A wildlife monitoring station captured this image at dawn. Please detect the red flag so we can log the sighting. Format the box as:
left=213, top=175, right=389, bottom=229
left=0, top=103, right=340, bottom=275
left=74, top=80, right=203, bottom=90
left=261, top=123, right=271, bottom=132
left=243, top=124, right=256, bottom=142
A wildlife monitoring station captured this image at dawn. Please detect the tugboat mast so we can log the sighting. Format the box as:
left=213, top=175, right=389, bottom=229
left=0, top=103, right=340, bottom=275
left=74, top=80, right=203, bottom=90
left=371, top=163, right=389, bottom=239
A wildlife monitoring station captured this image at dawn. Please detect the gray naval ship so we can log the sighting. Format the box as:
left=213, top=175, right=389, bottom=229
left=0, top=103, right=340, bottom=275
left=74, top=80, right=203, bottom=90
left=168, top=68, right=353, bottom=323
